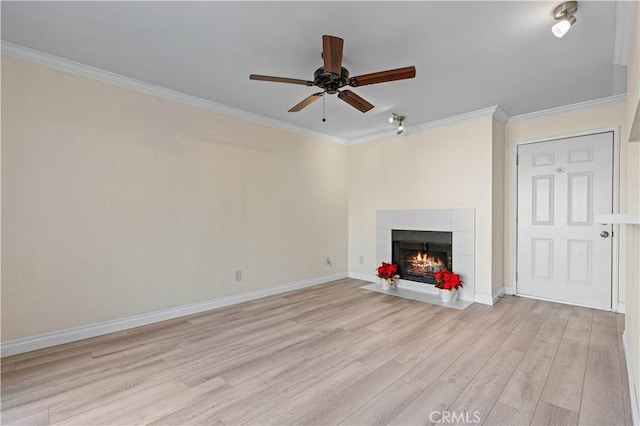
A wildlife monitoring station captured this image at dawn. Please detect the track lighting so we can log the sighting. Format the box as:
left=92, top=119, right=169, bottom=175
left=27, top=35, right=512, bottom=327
left=552, top=1, right=577, bottom=38
left=389, top=113, right=405, bottom=135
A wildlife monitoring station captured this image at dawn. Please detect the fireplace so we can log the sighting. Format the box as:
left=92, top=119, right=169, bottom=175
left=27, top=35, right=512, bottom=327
left=392, top=230, right=453, bottom=284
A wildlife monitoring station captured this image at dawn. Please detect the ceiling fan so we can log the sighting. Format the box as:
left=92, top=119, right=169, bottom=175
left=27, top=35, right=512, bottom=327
left=249, top=35, right=416, bottom=113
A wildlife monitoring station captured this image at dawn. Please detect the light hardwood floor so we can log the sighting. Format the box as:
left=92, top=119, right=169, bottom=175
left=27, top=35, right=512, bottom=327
left=0, top=278, right=632, bottom=425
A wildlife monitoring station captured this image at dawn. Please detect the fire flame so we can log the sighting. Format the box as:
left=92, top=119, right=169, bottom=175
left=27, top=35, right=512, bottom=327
left=407, top=251, right=445, bottom=274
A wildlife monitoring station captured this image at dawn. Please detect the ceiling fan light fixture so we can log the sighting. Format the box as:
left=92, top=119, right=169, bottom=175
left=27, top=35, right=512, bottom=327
left=552, top=1, right=578, bottom=38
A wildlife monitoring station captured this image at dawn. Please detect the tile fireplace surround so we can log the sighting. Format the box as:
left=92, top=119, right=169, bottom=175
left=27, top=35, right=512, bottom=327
left=375, top=209, right=475, bottom=302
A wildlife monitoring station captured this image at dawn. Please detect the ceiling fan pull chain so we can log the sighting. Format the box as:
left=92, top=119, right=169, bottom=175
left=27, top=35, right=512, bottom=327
left=322, top=93, right=326, bottom=122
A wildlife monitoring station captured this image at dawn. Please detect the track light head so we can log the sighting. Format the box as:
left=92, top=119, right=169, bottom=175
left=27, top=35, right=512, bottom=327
left=552, top=1, right=578, bottom=38
left=389, top=113, right=406, bottom=135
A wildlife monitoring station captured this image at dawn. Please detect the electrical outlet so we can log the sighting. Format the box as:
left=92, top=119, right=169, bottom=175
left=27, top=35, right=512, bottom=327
left=234, top=270, right=242, bottom=283
left=359, top=256, right=364, bottom=265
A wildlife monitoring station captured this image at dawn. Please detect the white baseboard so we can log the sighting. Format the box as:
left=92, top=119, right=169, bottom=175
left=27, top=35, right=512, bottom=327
left=348, top=271, right=377, bottom=283
left=1, top=272, right=348, bottom=358
left=623, top=331, right=640, bottom=426
left=474, top=287, right=504, bottom=306
left=617, top=302, right=626, bottom=314
left=474, top=294, right=493, bottom=305
left=504, top=284, right=516, bottom=295
left=493, top=286, right=505, bottom=303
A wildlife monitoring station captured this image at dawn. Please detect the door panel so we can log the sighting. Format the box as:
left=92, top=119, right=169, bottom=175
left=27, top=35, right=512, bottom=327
left=532, top=238, right=553, bottom=280
left=517, top=132, right=613, bottom=309
left=532, top=175, right=554, bottom=225
left=567, top=239, right=591, bottom=284
left=568, top=172, right=592, bottom=225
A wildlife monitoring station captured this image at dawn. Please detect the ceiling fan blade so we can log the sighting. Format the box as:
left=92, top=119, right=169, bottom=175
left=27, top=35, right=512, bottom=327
left=250, top=74, right=313, bottom=86
left=322, top=35, right=344, bottom=76
left=288, top=92, right=324, bottom=112
left=337, top=90, right=374, bottom=113
left=349, top=66, right=416, bottom=87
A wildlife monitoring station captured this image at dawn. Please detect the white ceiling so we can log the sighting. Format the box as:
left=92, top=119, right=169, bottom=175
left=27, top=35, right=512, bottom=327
left=1, top=1, right=625, bottom=140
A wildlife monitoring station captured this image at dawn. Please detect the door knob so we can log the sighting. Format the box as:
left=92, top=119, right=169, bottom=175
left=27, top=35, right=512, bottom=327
left=600, top=231, right=610, bottom=238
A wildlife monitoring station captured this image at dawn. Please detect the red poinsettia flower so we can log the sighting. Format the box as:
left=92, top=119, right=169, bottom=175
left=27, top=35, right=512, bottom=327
left=433, top=270, right=446, bottom=282
left=376, top=262, right=399, bottom=281
left=434, top=270, right=463, bottom=291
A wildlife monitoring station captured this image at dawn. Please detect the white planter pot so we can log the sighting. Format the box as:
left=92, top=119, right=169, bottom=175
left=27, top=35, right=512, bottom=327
left=439, top=289, right=459, bottom=302
left=380, top=279, right=391, bottom=290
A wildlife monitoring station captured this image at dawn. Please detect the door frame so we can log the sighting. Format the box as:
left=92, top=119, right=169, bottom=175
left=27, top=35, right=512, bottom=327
left=509, top=126, right=622, bottom=312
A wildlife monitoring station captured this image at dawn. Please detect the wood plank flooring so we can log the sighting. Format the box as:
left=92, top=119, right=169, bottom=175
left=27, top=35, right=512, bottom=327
left=0, top=278, right=632, bottom=425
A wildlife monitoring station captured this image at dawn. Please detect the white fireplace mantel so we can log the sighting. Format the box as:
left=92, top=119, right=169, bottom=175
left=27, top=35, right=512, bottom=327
left=375, top=208, right=476, bottom=302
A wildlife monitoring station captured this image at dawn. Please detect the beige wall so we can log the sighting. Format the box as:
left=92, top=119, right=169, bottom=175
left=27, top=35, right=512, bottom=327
left=625, top=142, right=640, bottom=410
left=347, top=115, right=502, bottom=299
left=626, top=2, right=640, bottom=145
left=624, top=3, right=640, bottom=410
left=492, top=119, right=506, bottom=295
left=1, top=56, right=349, bottom=341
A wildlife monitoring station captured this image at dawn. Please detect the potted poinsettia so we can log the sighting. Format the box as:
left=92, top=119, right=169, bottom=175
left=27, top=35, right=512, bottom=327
left=376, top=262, right=400, bottom=289
left=433, top=270, right=463, bottom=302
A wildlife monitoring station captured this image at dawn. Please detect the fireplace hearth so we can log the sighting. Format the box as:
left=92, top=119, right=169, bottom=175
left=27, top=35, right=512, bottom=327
left=392, top=230, right=453, bottom=284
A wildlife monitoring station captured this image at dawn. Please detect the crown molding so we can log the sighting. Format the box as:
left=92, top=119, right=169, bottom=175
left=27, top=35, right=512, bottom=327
left=492, top=106, right=510, bottom=124
left=411, top=106, right=500, bottom=135
left=1, top=41, right=348, bottom=145
left=2, top=41, right=628, bottom=145
left=507, top=94, right=627, bottom=124
left=613, top=0, right=637, bottom=66
left=348, top=105, right=502, bottom=145
left=1, top=41, right=505, bottom=146
left=347, top=129, right=401, bottom=145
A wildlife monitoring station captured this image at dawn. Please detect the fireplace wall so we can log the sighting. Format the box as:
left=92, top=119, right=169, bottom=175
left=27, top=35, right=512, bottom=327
left=376, top=209, right=475, bottom=302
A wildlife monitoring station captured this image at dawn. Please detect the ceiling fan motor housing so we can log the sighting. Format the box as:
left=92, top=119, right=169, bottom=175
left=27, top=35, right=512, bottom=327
left=314, top=67, right=349, bottom=94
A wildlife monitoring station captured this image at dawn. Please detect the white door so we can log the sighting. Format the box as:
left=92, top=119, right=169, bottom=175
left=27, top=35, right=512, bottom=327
left=517, top=132, right=614, bottom=309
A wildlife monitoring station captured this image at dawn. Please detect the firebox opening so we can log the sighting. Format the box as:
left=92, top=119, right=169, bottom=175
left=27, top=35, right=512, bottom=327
left=392, top=230, right=453, bottom=284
